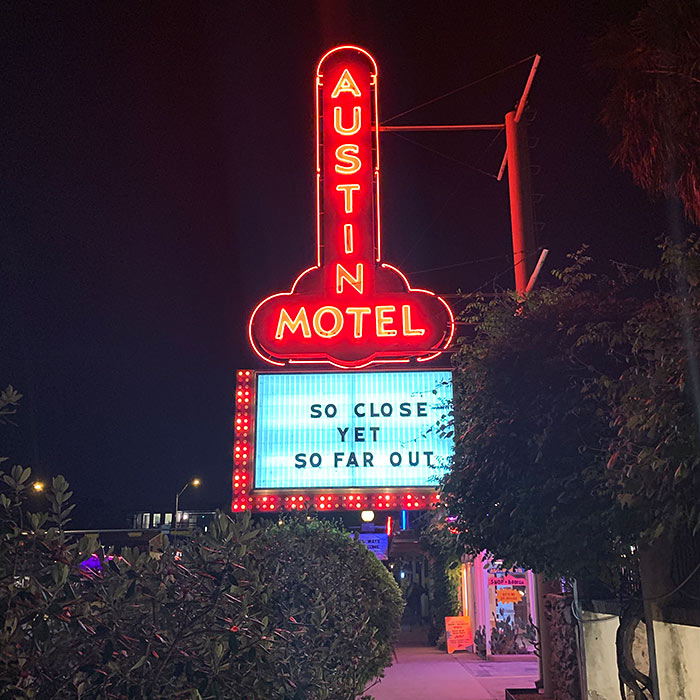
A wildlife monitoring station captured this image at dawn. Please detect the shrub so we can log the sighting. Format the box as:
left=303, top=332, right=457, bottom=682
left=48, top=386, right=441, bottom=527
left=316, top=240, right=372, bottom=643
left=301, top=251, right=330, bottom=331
left=0, top=466, right=402, bottom=699
left=418, top=521, right=461, bottom=647
left=254, top=518, right=404, bottom=699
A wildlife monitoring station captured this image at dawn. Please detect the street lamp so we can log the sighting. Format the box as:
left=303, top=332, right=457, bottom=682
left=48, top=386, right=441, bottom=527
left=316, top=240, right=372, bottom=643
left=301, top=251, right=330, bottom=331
left=32, top=481, right=45, bottom=493
left=175, top=477, right=201, bottom=524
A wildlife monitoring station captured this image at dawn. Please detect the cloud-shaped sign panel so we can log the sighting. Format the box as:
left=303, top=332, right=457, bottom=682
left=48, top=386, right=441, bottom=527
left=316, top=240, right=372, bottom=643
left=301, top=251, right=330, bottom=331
left=248, top=46, right=455, bottom=369
left=249, top=264, right=454, bottom=368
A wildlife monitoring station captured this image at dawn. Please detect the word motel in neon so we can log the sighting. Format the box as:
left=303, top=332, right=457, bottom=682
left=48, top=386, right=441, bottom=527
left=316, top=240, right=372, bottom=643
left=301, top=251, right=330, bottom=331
left=249, top=46, right=454, bottom=368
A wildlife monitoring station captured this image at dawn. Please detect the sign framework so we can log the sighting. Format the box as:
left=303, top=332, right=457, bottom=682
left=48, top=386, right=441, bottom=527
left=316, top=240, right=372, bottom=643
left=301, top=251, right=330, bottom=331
left=232, top=368, right=452, bottom=512
left=239, top=46, right=459, bottom=513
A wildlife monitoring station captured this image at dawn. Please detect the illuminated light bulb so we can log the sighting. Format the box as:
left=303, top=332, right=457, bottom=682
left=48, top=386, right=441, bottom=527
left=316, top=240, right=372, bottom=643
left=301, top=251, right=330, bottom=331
left=361, top=510, right=375, bottom=522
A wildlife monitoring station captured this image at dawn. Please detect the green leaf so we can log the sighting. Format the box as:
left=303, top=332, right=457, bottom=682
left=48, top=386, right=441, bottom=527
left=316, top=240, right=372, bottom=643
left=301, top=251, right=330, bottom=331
left=128, top=655, right=148, bottom=673
left=51, top=563, right=69, bottom=587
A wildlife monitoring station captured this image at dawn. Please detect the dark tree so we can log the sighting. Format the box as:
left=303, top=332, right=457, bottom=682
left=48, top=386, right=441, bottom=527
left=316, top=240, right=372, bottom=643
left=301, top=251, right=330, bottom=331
left=596, top=0, right=700, bottom=224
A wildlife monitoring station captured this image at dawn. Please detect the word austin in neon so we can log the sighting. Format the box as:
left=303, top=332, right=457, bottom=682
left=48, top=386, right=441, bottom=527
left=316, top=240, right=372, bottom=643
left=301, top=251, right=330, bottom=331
left=249, top=46, right=454, bottom=368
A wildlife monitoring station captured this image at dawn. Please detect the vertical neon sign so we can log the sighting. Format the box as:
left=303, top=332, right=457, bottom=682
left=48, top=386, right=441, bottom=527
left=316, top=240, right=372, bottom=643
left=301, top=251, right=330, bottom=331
left=249, top=46, right=454, bottom=368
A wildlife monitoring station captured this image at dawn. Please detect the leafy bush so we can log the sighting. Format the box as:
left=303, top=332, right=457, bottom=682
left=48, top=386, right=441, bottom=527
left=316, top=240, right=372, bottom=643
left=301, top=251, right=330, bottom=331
left=0, top=465, right=402, bottom=700
left=418, top=522, right=461, bottom=647
left=255, top=518, right=404, bottom=699
left=441, top=250, right=636, bottom=582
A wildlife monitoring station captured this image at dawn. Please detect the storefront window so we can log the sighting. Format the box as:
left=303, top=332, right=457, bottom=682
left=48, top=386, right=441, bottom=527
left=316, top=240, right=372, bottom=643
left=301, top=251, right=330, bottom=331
left=486, top=565, right=535, bottom=654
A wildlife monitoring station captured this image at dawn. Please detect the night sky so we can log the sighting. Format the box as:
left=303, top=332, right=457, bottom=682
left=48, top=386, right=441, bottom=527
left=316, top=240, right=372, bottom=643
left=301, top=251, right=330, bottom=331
left=3, top=1, right=666, bottom=526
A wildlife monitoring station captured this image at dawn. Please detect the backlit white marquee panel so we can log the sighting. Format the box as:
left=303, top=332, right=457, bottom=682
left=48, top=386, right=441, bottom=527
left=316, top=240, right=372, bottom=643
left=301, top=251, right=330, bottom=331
left=232, top=370, right=453, bottom=512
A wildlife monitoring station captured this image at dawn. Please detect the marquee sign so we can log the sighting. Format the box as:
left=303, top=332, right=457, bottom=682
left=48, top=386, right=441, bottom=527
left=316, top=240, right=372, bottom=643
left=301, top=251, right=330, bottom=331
left=232, top=369, right=452, bottom=512
left=248, top=46, right=454, bottom=369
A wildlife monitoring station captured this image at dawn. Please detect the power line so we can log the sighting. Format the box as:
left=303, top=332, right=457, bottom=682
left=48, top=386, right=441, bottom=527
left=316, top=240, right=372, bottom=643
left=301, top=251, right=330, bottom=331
left=390, top=131, right=500, bottom=179
left=381, top=54, right=538, bottom=125
left=409, top=254, right=507, bottom=275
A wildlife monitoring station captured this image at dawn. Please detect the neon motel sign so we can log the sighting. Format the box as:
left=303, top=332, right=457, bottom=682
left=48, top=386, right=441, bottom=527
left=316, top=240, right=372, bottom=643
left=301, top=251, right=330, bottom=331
left=248, top=46, right=454, bottom=368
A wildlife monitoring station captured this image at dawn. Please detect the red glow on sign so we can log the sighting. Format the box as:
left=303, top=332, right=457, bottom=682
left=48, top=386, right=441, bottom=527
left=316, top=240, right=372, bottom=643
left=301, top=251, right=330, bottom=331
left=249, top=46, right=454, bottom=368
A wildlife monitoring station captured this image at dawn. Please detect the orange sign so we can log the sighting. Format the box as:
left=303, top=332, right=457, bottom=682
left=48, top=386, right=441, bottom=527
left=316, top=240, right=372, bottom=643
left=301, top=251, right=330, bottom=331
left=496, top=587, right=523, bottom=605
left=445, top=616, right=473, bottom=654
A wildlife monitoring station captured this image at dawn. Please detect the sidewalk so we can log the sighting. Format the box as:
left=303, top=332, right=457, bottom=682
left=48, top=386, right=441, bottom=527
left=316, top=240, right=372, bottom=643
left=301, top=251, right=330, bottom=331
left=367, top=645, right=538, bottom=700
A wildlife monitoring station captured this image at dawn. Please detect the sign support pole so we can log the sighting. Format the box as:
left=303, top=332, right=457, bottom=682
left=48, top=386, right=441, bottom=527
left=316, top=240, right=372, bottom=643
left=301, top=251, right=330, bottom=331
left=505, top=110, right=537, bottom=295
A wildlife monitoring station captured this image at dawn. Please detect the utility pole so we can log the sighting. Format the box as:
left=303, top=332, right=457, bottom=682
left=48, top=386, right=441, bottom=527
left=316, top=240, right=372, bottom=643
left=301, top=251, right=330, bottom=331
left=504, top=108, right=554, bottom=696
left=505, top=110, right=537, bottom=295
left=378, top=54, right=553, bottom=693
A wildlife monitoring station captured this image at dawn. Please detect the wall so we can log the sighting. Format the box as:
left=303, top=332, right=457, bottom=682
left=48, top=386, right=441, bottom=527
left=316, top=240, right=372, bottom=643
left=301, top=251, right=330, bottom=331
left=654, top=621, right=700, bottom=700
left=581, top=611, right=620, bottom=700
